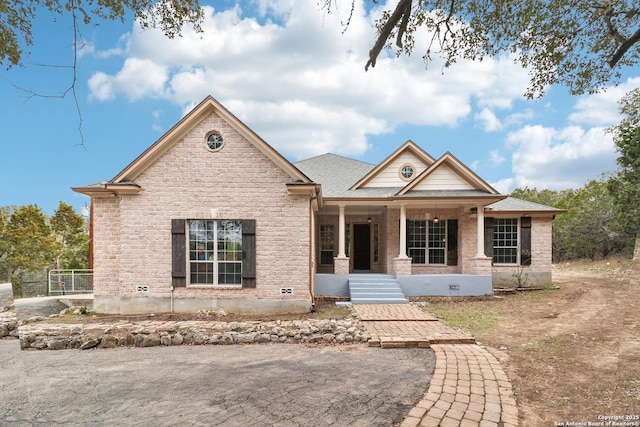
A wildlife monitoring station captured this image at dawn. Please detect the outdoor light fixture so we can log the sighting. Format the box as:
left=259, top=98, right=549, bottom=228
left=433, top=205, right=439, bottom=224
left=367, top=205, right=372, bottom=223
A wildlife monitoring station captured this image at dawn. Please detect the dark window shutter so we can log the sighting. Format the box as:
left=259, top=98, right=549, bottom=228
left=171, top=219, right=186, bottom=287
left=521, top=217, right=532, bottom=265
left=242, top=219, right=256, bottom=288
left=484, top=217, right=494, bottom=259
left=447, top=220, right=458, bottom=266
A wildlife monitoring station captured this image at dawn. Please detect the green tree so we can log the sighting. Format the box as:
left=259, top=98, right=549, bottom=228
left=4, top=205, right=55, bottom=276
left=50, top=201, right=89, bottom=270
left=555, top=180, right=628, bottom=260
left=608, top=88, right=640, bottom=254
left=328, top=0, right=640, bottom=97
left=510, top=187, right=570, bottom=208
left=1, top=0, right=204, bottom=69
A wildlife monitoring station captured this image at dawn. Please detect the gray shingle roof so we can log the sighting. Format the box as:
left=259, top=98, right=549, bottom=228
left=294, top=154, right=500, bottom=200
left=295, top=154, right=561, bottom=213
left=488, top=197, right=564, bottom=212
left=294, top=154, right=376, bottom=198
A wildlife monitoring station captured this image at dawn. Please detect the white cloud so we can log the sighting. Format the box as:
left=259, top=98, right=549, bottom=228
left=88, top=58, right=168, bottom=101
left=502, top=124, right=616, bottom=192
left=489, top=150, right=506, bottom=166
left=568, top=77, right=640, bottom=126
left=87, top=1, right=532, bottom=159
left=475, top=108, right=502, bottom=132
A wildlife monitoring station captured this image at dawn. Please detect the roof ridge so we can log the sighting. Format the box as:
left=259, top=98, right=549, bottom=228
left=294, top=153, right=375, bottom=166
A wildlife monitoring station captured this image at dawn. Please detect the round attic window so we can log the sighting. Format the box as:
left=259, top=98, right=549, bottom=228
left=399, top=163, right=415, bottom=181
left=206, top=133, right=224, bottom=151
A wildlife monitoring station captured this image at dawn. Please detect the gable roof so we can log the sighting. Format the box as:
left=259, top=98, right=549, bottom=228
left=113, top=96, right=310, bottom=183
left=295, top=152, right=505, bottom=204
left=397, top=151, right=498, bottom=195
left=350, top=140, right=435, bottom=190
left=73, top=96, right=311, bottom=197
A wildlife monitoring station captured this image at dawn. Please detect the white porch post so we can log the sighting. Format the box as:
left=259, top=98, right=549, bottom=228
left=399, top=205, right=408, bottom=257
left=338, top=204, right=346, bottom=257
left=477, top=204, right=485, bottom=257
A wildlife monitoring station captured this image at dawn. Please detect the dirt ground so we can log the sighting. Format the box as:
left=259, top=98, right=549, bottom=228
left=422, top=259, right=640, bottom=426
left=40, top=299, right=354, bottom=324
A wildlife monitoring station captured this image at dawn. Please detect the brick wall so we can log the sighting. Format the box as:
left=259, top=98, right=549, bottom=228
left=91, top=111, right=311, bottom=309
left=491, top=216, right=554, bottom=286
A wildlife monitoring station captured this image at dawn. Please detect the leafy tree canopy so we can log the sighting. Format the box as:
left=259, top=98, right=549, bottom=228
left=608, top=88, right=640, bottom=234
left=326, top=0, right=640, bottom=97
left=1, top=0, right=204, bottom=69
left=50, top=201, right=88, bottom=269
left=4, top=205, right=55, bottom=273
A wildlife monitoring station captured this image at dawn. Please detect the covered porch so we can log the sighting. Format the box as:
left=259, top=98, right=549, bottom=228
left=314, top=199, right=499, bottom=276
left=312, top=199, right=500, bottom=300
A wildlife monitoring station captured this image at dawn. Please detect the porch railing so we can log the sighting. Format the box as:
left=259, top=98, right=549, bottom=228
left=48, top=269, right=94, bottom=295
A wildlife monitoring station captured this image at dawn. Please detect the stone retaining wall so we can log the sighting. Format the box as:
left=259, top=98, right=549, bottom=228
left=0, top=312, right=18, bottom=339
left=18, top=318, right=370, bottom=351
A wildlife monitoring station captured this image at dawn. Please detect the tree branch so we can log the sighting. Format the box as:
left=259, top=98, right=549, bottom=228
left=609, top=26, right=640, bottom=68
left=366, top=0, right=412, bottom=70
left=8, top=0, right=85, bottom=148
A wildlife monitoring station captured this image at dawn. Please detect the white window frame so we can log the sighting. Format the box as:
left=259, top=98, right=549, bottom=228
left=493, top=218, right=519, bottom=265
left=407, top=220, right=447, bottom=265
left=189, top=220, right=242, bottom=286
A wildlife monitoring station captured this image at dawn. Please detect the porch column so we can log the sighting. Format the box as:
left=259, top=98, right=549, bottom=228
left=477, top=204, right=485, bottom=257
left=399, top=205, right=408, bottom=258
left=338, top=204, right=346, bottom=257
left=393, top=204, right=411, bottom=275
left=334, top=204, right=349, bottom=274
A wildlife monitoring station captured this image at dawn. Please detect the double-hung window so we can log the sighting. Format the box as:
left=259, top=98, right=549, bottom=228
left=407, top=220, right=447, bottom=265
left=320, top=224, right=334, bottom=265
left=492, top=218, right=518, bottom=264
left=189, top=220, right=242, bottom=285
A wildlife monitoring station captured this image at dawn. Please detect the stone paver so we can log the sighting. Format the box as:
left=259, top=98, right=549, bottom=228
left=353, top=304, right=475, bottom=347
left=353, top=303, right=438, bottom=321
left=352, top=304, right=520, bottom=426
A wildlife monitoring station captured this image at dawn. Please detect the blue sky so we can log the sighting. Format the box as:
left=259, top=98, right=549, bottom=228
left=2, top=0, right=637, bottom=216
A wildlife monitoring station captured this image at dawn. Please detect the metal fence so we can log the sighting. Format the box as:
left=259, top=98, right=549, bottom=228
left=48, top=270, right=94, bottom=295
left=16, top=270, right=48, bottom=298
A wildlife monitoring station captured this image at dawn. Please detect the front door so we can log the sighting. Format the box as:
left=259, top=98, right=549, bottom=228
left=353, top=223, right=371, bottom=271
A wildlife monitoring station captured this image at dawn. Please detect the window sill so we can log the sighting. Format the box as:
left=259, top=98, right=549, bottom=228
left=187, top=284, right=243, bottom=289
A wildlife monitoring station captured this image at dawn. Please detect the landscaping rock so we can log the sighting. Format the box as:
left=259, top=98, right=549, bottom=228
left=17, top=318, right=368, bottom=351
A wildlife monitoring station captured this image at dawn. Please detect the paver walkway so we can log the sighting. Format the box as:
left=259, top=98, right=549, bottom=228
left=352, top=304, right=519, bottom=427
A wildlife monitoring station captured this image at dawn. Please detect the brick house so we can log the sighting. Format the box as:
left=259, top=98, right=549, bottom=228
left=73, top=96, right=563, bottom=314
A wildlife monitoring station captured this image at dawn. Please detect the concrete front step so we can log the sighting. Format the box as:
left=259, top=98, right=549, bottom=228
left=351, top=297, right=411, bottom=304
left=348, top=275, right=409, bottom=304
left=351, top=289, right=404, bottom=298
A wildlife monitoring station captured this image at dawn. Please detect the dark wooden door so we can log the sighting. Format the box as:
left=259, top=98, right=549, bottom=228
left=353, top=224, right=371, bottom=271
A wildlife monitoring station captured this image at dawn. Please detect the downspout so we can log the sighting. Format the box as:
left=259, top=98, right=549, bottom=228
left=309, top=196, right=317, bottom=311
left=170, top=287, right=174, bottom=313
